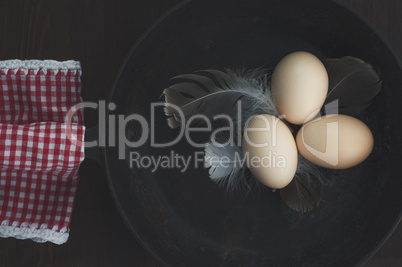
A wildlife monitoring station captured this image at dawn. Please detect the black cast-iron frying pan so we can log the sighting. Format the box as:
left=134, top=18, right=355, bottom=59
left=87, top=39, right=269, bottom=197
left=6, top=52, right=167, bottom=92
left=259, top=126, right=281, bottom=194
left=86, top=0, right=402, bottom=266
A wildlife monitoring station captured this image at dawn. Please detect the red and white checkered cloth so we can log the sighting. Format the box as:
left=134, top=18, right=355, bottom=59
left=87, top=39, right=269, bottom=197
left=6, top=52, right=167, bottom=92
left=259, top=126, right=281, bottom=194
left=0, top=60, right=85, bottom=244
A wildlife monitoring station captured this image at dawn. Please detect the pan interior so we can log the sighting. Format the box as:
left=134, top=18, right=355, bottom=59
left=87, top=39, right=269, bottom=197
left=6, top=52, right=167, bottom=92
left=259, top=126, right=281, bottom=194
left=104, top=0, right=402, bottom=266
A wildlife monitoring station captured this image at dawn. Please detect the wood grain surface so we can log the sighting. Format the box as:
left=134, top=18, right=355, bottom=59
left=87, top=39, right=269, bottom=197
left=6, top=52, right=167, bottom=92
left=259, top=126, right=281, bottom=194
left=0, top=0, right=401, bottom=266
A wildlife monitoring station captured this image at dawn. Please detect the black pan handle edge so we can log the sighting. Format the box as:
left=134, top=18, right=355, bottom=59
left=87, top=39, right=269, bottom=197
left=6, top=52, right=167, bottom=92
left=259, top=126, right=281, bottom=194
left=84, top=124, right=103, bottom=164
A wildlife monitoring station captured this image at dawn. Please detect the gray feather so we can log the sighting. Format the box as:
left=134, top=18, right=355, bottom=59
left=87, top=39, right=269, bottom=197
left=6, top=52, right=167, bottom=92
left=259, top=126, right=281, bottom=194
left=164, top=70, right=235, bottom=128
left=280, top=154, right=324, bottom=213
left=204, top=140, right=263, bottom=193
left=163, top=68, right=278, bottom=129
left=204, top=142, right=244, bottom=185
left=322, top=56, right=382, bottom=116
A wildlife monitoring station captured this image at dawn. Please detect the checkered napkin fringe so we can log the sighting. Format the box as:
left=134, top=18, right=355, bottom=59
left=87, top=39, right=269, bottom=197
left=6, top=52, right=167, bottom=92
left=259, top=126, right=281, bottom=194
left=0, top=60, right=85, bottom=244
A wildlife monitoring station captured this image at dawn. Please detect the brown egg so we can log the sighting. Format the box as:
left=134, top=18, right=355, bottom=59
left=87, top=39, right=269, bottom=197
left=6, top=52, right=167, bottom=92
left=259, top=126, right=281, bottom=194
left=271, top=51, right=329, bottom=125
left=296, top=115, right=374, bottom=169
left=242, top=114, right=298, bottom=189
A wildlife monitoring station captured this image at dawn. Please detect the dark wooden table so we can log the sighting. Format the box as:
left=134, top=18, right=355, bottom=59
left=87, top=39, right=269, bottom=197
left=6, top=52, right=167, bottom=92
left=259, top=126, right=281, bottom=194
left=0, top=0, right=401, bottom=266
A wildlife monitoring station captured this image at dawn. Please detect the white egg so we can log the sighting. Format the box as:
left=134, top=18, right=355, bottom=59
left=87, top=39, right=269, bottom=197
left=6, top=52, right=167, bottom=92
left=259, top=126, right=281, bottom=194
left=271, top=51, right=329, bottom=125
left=242, top=114, right=298, bottom=189
left=296, top=115, right=374, bottom=169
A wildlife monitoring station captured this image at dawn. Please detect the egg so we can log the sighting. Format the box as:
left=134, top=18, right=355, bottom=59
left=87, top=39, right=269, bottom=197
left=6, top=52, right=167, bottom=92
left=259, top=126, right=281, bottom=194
left=296, top=115, right=374, bottom=169
left=242, top=114, right=298, bottom=189
left=271, top=51, right=329, bottom=125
